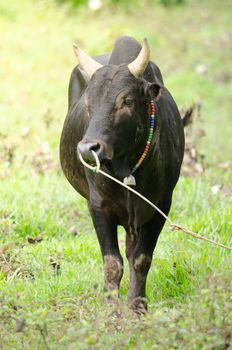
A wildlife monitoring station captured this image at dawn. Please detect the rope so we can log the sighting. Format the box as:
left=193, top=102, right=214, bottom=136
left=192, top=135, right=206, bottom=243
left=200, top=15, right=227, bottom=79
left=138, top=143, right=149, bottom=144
left=77, top=150, right=232, bottom=251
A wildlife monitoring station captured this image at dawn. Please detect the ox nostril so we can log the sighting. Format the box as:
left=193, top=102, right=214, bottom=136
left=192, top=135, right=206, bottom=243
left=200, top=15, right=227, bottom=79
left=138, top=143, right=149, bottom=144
left=89, top=142, right=101, bottom=153
left=78, top=141, right=102, bottom=162
left=78, top=142, right=100, bottom=154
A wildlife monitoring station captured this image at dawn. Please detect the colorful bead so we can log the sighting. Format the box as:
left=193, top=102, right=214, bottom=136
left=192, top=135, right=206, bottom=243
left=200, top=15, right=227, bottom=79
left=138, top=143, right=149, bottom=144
left=131, top=99, right=156, bottom=175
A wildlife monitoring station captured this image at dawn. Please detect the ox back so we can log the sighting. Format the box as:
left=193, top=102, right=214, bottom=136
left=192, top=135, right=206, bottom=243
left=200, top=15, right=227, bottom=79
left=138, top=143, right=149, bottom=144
left=60, top=36, right=185, bottom=313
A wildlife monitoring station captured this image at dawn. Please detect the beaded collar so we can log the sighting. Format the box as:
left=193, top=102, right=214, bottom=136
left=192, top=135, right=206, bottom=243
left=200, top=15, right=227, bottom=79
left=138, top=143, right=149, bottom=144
left=123, top=99, right=155, bottom=186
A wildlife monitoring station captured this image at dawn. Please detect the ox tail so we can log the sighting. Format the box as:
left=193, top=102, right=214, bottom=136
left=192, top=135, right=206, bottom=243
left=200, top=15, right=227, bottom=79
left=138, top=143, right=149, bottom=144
left=181, top=103, right=200, bottom=127
left=181, top=105, right=194, bottom=127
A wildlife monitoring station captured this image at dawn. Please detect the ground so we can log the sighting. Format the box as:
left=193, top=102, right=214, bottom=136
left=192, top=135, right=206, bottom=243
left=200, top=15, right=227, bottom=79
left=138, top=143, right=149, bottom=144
left=0, top=0, right=231, bottom=349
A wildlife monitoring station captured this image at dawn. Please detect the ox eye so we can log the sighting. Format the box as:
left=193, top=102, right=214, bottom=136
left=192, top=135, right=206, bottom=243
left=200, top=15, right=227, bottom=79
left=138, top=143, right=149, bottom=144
left=123, top=98, right=134, bottom=107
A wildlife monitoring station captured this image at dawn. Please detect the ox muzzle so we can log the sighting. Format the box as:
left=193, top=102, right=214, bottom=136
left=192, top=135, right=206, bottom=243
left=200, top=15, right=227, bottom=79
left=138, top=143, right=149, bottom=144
left=77, top=139, right=113, bottom=164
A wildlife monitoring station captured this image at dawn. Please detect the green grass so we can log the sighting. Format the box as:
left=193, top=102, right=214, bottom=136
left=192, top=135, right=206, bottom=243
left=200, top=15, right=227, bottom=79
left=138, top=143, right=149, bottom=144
left=0, top=0, right=232, bottom=349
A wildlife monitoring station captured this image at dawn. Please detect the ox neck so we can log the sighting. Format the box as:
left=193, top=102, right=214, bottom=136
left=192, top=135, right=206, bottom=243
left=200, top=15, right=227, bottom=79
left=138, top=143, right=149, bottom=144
left=123, top=99, right=155, bottom=186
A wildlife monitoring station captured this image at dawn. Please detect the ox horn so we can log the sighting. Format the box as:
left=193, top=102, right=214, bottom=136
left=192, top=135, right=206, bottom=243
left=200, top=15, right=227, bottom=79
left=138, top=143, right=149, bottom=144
left=73, top=44, right=103, bottom=78
left=128, top=38, right=150, bottom=78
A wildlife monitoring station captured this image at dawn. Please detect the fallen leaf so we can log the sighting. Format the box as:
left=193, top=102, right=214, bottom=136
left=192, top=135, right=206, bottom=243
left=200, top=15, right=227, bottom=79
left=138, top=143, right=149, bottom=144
left=15, top=318, right=25, bottom=332
left=195, top=162, right=204, bottom=174
left=195, top=63, right=207, bottom=75
left=69, top=226, right=79, bottom=236
left=21, top=127, right=31, bottom=138
left=27, top=235, right=43, bottom=244
left=211, top=184, right=221, bottom=195
left=50, top=258, right=61, bottom=276
left=32, top=141, right=52, bottom=174
left=28, top=238, right=36, bottom=244
left=221, top=186, right=231, bottom=198
left=0, top=243, right=16, bottom=254
left=218, top=162, right=230, bottom=169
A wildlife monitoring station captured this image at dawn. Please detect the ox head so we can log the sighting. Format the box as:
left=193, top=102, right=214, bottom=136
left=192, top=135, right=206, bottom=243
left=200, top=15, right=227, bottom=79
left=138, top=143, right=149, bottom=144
left=75, top=39, right=162, bottom=175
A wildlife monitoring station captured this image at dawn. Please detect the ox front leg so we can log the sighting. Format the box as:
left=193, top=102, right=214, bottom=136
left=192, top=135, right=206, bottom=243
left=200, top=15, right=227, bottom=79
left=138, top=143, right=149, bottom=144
left=88, top=199, right=123, bottom=301
left=126, top=232, right=151, bottom=314
left=126, top=199, right=171, bottom=314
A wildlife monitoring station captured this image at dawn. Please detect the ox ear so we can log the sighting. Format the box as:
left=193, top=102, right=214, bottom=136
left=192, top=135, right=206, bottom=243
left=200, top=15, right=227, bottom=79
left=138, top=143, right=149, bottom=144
left=143, top=81, right=163, bottom=101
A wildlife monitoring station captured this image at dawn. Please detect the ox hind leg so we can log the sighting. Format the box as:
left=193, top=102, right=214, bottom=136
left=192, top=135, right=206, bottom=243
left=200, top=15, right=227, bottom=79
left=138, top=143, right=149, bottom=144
left=126, top=198, right=171, bottom=313
left=88, top=200, right=123, bottom=300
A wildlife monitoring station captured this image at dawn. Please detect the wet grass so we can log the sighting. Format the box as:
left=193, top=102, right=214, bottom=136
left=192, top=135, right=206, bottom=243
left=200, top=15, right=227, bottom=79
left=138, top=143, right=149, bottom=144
left=0, top=0, right=231, bottom=348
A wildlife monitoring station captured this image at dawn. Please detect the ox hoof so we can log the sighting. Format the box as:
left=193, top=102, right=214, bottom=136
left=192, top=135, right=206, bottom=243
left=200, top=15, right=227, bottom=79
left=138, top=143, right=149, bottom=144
left=129, top=297, right=148, bottom=315
left=104, top=288, right=119, bottom=304
left=105, top=290, right=120, bottom=305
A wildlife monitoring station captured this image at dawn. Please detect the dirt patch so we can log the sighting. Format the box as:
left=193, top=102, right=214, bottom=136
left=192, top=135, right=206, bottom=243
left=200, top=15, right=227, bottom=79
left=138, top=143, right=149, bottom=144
left=181, top=103, right=205, bottom=176
left=0, top=249, right=34, bottom=280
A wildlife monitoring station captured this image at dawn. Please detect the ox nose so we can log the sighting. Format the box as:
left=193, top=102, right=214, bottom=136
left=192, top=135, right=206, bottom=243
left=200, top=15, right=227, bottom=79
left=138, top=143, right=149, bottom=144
left=77, top=141, right=102, bottom=163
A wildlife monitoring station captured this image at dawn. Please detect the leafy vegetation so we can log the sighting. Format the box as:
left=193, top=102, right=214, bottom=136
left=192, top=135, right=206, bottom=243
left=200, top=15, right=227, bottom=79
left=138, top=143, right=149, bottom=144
left=0, top=0, right=231, bottom=348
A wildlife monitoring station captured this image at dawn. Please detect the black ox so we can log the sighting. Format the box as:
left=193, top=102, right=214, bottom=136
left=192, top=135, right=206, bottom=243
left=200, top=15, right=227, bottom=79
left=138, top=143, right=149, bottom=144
left=60, top=36, right=185, bottom=312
